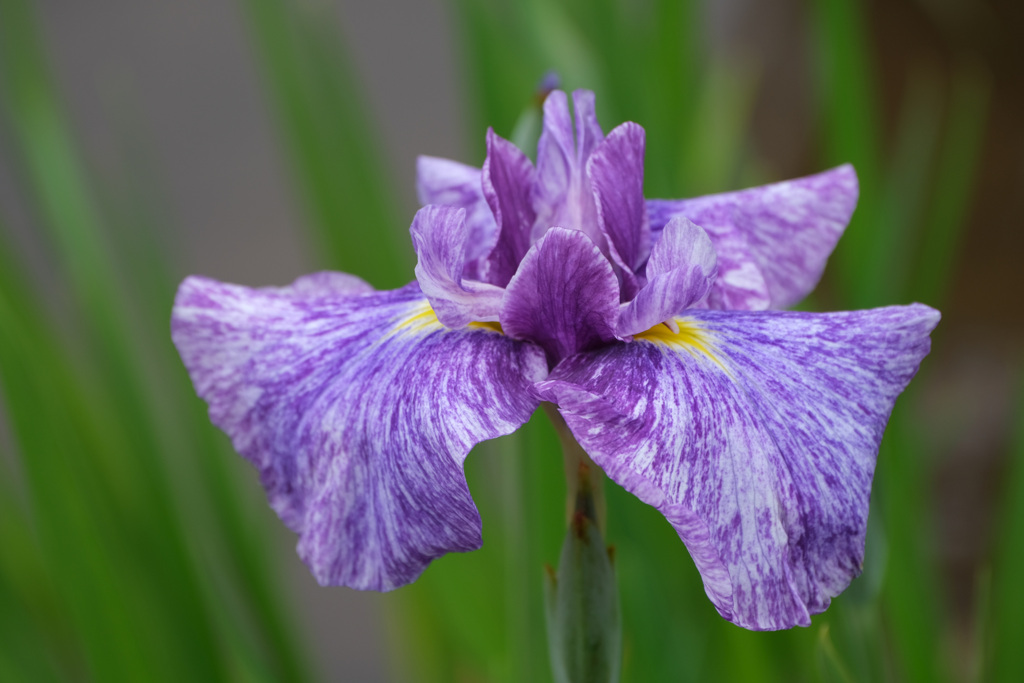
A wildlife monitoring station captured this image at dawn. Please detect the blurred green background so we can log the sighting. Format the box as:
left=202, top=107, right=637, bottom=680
left=1, top=0, right=1021, bottom=680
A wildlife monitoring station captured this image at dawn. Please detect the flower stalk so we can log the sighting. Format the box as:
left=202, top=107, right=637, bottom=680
left=543, top=405, right=621, bottom=683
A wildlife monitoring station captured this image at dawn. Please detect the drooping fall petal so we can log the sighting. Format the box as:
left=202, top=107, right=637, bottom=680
left=537, top=304, right=939, bottom=629
left=172, top=276, right=546, bottom=590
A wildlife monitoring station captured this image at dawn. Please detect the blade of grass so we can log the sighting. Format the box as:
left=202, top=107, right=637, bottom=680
left=0, top=1, right=311, bottom=675
left=874, top=403, right=946, bottom=683
left=872, top=61, right=944, bottom=303
left=910, top=59, right=990, bottom=306
left=450, top=0, right=540, bottom=150
left=811, top=0, right=883, bottom=308
left=987, top=364, right=1024, bottom=682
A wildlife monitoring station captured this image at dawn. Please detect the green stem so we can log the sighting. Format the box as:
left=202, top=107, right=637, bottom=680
left=543, top=403, right=606, bottom=532
left=543, top=405, right=621, bottom=683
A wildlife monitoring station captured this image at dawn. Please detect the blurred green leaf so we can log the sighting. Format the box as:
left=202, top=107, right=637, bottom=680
left=987, top=366, right=1024, bottom=682
left=811, top=0, right=883, bottom=308
left=0, top=0, right=313, bottom=678
left=241, top=0, right=411, bottom=286
left=910, top=59, right=990, bottom=306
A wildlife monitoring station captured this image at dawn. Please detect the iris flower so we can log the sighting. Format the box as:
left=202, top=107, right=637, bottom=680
left=172, top=89, right=938, bottom=630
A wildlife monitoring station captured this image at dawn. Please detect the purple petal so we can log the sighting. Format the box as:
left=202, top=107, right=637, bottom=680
left=531, top=91, right=605, bottom=251
left=537, top=304, right=939, bottom=629
left=416, top=156, right=496, bottom=278
left=697, top=222, right=772, bottom=311
left=572, top=89, right=604, bottom=164
left=587, top=122, right=651, bottom=298
left=534, top=91, right=575, bottom=199
left=617, top=218, right=717, bottom=337
left=411, top=205, right=505, bottom=327
left=501, top=227, right=619, bottom=366
left=172, top=276, right=546, bottom=591
left=647, top=165, right=858, bottom=309
left=481, top=129, right=537, bottom=287
left=271, top=271, right=374, bottom=298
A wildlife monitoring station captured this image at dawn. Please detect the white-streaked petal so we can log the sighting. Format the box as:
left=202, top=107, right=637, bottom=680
left=647, top=165, right=858, bottom=309
left=172, top=276, right=546, bottom=591
left=538, top=304, right=939, bottom=629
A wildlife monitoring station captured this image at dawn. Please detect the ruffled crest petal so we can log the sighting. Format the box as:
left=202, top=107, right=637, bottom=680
left=501, top=227, right=619, bottom=366
left=617, top=217, right=717, bottom=337
left=415, top=156, right=496, bottom=278
left=481, top=129, right=537, bottom=287
left=572, top=89, right=604, bottom=164
left=411, top=205, right=505, bottom=326
left=587, top=121, right=651, bottom=299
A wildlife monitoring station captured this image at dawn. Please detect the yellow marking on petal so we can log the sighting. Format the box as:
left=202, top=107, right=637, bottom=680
left=392, top=299, right=505, bottom=336
left=635, top=317, right=731, bottom=375
left=394, top=300, right=446, bottom=335
left=468, top=320, right=504, bottom=334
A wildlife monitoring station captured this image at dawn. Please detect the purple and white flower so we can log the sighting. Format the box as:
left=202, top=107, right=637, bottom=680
left=172, top=90, right=938, bottom=630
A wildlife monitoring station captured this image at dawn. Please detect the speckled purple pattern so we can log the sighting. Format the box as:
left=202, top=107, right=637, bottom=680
left=172, top=275, right=546, bottom=590
left=175, top=88, right=939, bottom=631
left=647, top=165, right=858, bottom=309
left=536, top=304, right=939, bottom=629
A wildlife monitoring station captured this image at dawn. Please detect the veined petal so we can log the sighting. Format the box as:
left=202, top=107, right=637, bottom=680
left=617, top=218, right=717, bottom=337
left=411, top=205, right=505, bottom=327
left=501, top=227, right=619, bottom=366
left=587, top=122, right=651, bottom=294
left=572, top=89, right=604, bottom=164
left=535, top=90, right=575, bottom=203
left=172, top=276, right=546, bottom=591
left=538, top=304, right=939, bottom=630
left=416, top=156, right=496, bottom=278
left=531, top=91, right=605, bottom=251
left=482, top=129, right=537, bottom=287
left=647, top=165, right=858, bottom=309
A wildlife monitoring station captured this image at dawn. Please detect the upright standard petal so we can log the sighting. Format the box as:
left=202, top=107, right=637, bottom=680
left=537, top=304, right=939, bottom=629
left=172, top=276, right=546, bottom=591
left=481, top=129, right=537, bottom=287
left=411, top=205, right=505, bottom=327
left=572, top=89, right=604, bottom=164
left=531, top=91, right=604, bottom=251
left=587, top=122, right=651, bottom=298
left=416, top=156, right=496, bottom=278
left=647, top=165, right=858, bottom=309
left=501, top=227, right=620, bottom=366
left=617, top=218, right=717, bottom=337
